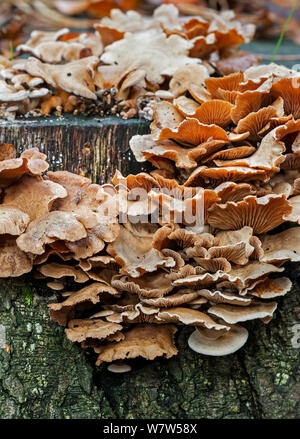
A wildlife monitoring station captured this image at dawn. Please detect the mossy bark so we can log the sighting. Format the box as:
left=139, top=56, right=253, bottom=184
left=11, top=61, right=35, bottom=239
left=0, top=115, right=299, bottom=418
left=0, top=271, right=299, bottom=419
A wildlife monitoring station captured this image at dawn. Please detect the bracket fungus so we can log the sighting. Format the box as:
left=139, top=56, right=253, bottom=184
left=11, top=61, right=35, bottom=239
left=0, top=5, right=258, bottom=120
left=0, top=17, right=300, bottom=368
left=188, top=325, right=248, bottom=356
left=0, top=122, right=299, bottom=365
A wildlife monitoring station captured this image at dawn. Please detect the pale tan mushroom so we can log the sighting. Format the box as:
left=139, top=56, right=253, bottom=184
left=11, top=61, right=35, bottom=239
left=17, top=29, right=103, bottom=63
left=208, top=301, right=277, bottom=324
left=16, top=211, right=87, bottom=255
left=107, top=362, right=132, bottom=373
left=38, top=263, right=89, bottom=283
left=96, top=324, right=178, bottom=364
left=100, top=31, right=200, bottom=85
left=111, top=271, right=174, bottom=298
left=2, top=175, right=67, bottom=221
left=207, top=194, right=291, bottom=234
left=107, top=225, right=175, bottom=278
left=49, top=282, right=119, bottom=326
left=47, top=281, right=65, bottom=291
left=261, top=227, right=300, bottom=263
left=0, top=148, right=48, bottom=187
left=65, top=318, right=122, bottom=343
left=48, top=171, right=120, bottom=235
left=156, top=307, right=230, bottom=331
left=0, top=236, right=33, bottom=277
left=196, top=289, right=252, bottom=306
left=169, top=64, right=209, bottom=97
left=208, top=227, right=255, bottom=265
left=0, top=206, right=30, bottom=236
left=14, top=56, right=98, bottom=100
left=173, top=261, right=283, bottom=292
left=139, top=290, right=204, bottom=307
left=249, top=277, right=292, bottom=299
left=216, top=119, right=300, bottom=171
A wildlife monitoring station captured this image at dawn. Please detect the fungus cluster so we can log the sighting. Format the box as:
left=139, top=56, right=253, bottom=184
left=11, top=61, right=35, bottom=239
left=0, top=5, right=257, bottom=120
left=1, top=64, right=300, bottom=368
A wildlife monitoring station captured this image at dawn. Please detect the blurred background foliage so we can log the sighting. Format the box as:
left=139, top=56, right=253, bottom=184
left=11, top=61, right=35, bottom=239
left=0, top=1, right=299, bottom=65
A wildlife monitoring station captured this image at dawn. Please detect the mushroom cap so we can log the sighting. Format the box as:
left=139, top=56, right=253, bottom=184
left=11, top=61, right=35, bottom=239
left=100, top=30, right=200, bottom=85
left=65, top=318, right=122, bottom=343
left=38, top=262, right=89, bottom=283
left=49, top=282, right=119, bottom=326
left=207, top=194, right=291, bottom=234
left=208, top=301, right=277, bottom=324
left=14, top=56, right=98, bottom=100
left=107, top=362, right=132, bottom=373
left=107, top=225, right=176, bottom=278
left=156, top=307, right=230, bottom=331
left=0, top=206, right=30, bottom=235
left=16, top=211, right=87, bottom=255
left=112, top=271, right=174, bottom=298
left=2, top=175, right=67, bottom=221
left=188, top=324, right=248, bottom=356
left=17, top=29, right=103, bottom=63
left=0, top=236, right=33, bottom=277
left=169, top=64, right=209, bottom=97
left=0, top=148, right=48, bottom=187
left=96, top=323, right=178, bottom=364
left=261, top=227, right=300, bottom=263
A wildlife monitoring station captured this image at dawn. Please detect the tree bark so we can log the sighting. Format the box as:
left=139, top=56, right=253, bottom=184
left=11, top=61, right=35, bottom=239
left=0, top=115, right=299, bottom=419
left=0, top=115, right=150, bottom=184
left=0, top=270, right=299, bottom=419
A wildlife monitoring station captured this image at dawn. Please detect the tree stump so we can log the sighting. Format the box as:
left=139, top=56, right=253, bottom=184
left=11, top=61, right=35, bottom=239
left=0, top=115, right=150, bottom=184
left=0, top=114, right=299, bottom=419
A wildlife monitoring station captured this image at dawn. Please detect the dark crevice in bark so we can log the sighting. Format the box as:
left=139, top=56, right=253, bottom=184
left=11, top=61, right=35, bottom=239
left=237, top=352, right=263, bottom=419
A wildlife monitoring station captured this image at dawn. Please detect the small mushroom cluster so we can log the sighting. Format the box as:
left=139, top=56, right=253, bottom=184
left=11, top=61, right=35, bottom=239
left=0, top=92, right=299, bottom=368
left=0, top=5, right=257, bottom=120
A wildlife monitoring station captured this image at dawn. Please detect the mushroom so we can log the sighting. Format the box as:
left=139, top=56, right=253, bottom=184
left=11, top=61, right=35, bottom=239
left=112, top=271, right=174, bottom=298
left=2, top=175, right=67, bottom=221
left=17, top=29, right=103, bottom=63
left=188, top=324, right=248, bottom=356
left=65, top=318, right=122, bottom=343
left=47, top=281, right=65, bottom=291
left=169, top=64, right=209, bottom=97
left=0, top=148, right=48, bottom=188
left=95, top=324, right=178, bottom=365
left=38, top=263, right=89, bottom=283
left=0, top=236, right=33, bottom=277
left=100, top=30, right=201, bottom=86
left=0, top=206, right=30, bottom=235
left=107, top=362, right=132, bottom=373
left=261, top=227, right=300, bottom=263
left=155, top=307, right=230, bottom=331
left=49, top=282, right=119, bottom=326
left=107, top=225, right=176, bottom=278
left=207, top=194, right=292, bottom=234
left=16, top=211, right=87, bottom=255
left=2, top=50, right=300, bottom=366
left=208, top=301, right=277, bottom=324
left=14, top=56, right=98, bottom=100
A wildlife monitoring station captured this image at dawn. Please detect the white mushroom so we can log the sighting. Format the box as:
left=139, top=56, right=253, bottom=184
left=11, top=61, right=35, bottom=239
left=188, top=325, right=249, bottom=356
left=107, top=362, right=132, bottom=373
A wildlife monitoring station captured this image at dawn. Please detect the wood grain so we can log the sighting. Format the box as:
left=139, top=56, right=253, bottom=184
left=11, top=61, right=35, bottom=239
left=0, top=114, right=150, bottom=183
